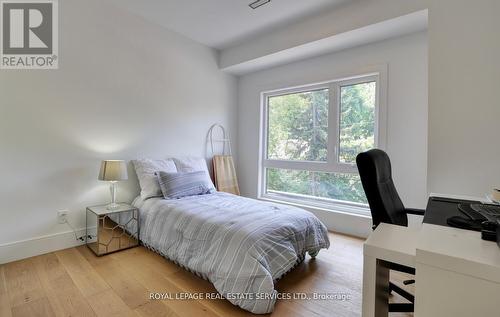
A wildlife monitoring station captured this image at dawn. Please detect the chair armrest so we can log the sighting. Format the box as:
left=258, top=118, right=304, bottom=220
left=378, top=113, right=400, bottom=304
left=405, top=208, right=425, bottom=216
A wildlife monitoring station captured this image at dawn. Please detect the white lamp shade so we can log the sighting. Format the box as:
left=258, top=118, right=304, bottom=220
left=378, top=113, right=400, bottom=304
left=98, top=160, right=128, bottom=181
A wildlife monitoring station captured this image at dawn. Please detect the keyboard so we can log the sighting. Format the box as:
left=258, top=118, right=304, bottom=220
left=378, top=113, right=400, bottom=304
left=458, top=204, right=488, bottom=222
left=471, top=204, right=500, bottom=218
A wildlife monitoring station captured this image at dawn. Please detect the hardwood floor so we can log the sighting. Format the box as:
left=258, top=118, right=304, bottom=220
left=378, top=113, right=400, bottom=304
left=0, top=232, right=413, bottom=317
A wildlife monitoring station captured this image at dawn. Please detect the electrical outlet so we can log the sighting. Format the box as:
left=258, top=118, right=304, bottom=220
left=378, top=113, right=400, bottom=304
left=57, top=210, right=69, bottom=224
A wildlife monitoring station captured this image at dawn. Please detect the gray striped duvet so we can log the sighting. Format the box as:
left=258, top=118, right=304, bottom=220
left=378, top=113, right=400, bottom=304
left=134, top=192, right=330, bottom=314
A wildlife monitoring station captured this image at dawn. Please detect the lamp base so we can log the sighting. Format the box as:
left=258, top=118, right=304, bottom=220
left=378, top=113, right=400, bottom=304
left=107, top=202, right=121, bottom=210
left=107, top=181, right=119, bottom=210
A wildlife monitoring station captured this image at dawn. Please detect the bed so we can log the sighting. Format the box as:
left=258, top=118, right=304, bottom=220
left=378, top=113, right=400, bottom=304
left=131, top=191, right=330, bottom=314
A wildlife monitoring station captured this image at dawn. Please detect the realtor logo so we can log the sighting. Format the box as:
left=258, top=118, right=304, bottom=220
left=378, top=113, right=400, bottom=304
left=1, top=0, right=58, bottom=69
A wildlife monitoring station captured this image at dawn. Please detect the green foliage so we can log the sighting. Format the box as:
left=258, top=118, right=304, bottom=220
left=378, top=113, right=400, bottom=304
left=339, top=82, right=376, bottom=163
left=267, top=168, right=367, bottom=204
left=266, top=82, right=375, bottom=204
left=268, top=89, right=328, bottom=161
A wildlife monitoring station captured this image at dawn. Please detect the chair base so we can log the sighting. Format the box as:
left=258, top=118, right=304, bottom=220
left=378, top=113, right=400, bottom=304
left=389, top=281, right=414, bottom=303
left=389, top=303, right=414, bottom=313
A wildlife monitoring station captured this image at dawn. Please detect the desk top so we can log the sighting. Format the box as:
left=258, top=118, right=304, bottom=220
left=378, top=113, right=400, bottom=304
left=364, top=223, right=418, bottom=268
left=423, top=195, right=481, bottom=226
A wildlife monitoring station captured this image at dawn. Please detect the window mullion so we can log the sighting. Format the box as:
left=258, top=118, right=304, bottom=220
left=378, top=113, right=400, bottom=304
left=327, top=82, right=340, bottom=170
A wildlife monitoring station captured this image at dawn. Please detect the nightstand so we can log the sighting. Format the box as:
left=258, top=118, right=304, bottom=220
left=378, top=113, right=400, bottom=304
left=86, top=203, right=139, bottom=256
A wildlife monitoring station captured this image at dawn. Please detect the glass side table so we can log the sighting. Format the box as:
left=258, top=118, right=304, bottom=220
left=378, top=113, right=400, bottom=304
left=86, top=203, right=139, bottom=256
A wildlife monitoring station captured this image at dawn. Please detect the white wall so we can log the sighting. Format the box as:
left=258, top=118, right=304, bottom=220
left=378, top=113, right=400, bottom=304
left=237, top=32, right=428, bottom=237
left=427, top=0, right=500, bottom=197
left=0, top=0, right=237, bottom=261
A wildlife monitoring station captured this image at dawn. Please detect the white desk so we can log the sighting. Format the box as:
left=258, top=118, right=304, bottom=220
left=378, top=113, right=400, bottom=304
left=362, top=222, right=500, bottom=317
left=362, top=223, right=418, bottom=316
left=415, top=223, right=500, bottom=317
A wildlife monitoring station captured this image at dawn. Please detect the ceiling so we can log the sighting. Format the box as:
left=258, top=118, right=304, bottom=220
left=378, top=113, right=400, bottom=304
left=108, top=0, right=351, bottom=49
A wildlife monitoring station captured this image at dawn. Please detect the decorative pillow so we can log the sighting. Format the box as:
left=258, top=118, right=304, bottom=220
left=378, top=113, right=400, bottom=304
left=172, top=157, right=215, bottom=187
left=132, top=159, right=177, bottom=200
left=157, top=171, right=215, bottom=199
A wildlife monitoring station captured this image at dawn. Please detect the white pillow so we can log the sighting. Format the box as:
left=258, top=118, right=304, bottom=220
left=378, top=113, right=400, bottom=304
left=172, top=157, right=209, bottom=172
left=132, top=159, right=177, bottom=200
left=172, top=157, right=215, bottom=187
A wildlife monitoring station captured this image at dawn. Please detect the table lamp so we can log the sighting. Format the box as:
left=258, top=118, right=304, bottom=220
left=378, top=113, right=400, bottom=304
left=98, top=160, right=128, bottom=210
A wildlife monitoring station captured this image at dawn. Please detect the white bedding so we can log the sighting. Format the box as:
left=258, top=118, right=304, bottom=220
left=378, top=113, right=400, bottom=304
left=133, top=192, right=330, bottom=314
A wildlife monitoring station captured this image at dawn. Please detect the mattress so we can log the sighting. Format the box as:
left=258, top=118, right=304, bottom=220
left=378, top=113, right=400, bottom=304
left=133, top=192, right=330, bottom=314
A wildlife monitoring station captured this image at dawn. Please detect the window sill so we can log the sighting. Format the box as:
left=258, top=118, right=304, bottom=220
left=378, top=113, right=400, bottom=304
left=259, top=193, right=372, bottom=219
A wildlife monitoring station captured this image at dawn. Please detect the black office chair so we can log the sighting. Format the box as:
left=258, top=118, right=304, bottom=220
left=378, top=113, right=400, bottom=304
left=356, top=149, right=425, bottom=313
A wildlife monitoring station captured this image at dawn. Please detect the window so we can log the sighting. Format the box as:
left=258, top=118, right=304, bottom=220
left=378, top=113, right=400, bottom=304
left=260, top=74, right=385, bottom=214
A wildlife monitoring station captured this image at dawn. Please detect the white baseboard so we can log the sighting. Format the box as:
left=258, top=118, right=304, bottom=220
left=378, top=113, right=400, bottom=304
left=0, top=229, right=88, bottom=264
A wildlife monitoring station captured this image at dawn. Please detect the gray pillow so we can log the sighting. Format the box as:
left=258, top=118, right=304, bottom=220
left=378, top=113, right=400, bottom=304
left=157, top=171, right=216, bottom=199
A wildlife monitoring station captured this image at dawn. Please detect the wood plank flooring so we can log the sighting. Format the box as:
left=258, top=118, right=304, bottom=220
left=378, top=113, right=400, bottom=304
left=0, top=232, right=413, bottom=317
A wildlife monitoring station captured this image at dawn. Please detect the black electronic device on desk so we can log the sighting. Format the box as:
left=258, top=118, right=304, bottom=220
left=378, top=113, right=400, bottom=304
left=455, top=203, right=500, bottom=241
left=425, top=196, right=500, bottom=245
left=468, top=204, right=500, bottom=247
left=424, top=196, right=481, bottom=226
